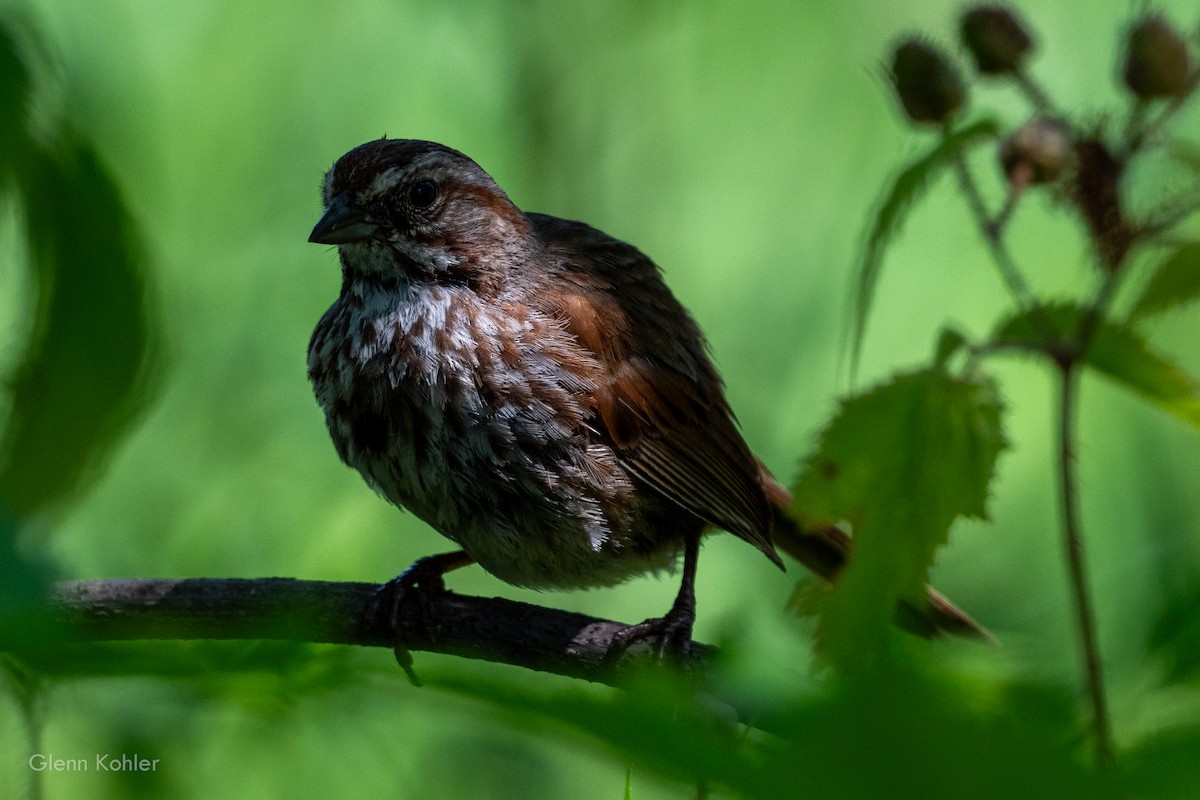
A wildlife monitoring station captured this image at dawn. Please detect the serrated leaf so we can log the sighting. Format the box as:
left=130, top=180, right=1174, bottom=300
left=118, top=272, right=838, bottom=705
left=1129, top=242, right=1200, bottom=320
left=993, top=304, right=1200, bottom=429
left=0, top=135, right=156, bottom=515
left=990, top=301, right=1078, bottom=351
left=790, top=367, right=1006, bottom=667
left=848, top=118, right=1000, bottom=380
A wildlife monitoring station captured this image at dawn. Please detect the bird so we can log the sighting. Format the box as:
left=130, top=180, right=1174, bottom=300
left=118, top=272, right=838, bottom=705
left=306, top=138, right=984, bottom=669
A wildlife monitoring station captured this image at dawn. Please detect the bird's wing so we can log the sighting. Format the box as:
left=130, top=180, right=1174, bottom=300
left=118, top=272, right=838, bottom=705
left=527, top=213, right=781, bottom=567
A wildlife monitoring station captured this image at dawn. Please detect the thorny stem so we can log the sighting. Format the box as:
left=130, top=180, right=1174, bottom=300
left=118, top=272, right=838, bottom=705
left=1123, top=71, right=1200, bottom=157
left=1055, top=362, right=1114, bottom=767
left=1054, top=253, right=1129, bottom=769
left=1145, top=185, right=1200, bottom=235
left=945, top=128, right=1063, bottom=347
left=1121, top=98, right=1150, bottom=157
left=947, top=148, right=1037, bottom=313
left=1014, top=69, right=1058, bottom=119
left=1077, top=269, right=1124, bottom=356
left=941, top=38, right=1197, bottom=777
left=948, top=107, right=1125, bottom=763
left=993, top=169, right=1029, bottom=234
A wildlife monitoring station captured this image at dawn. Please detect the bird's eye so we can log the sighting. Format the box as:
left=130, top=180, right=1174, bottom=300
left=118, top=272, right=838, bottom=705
left=408, top=179, right=437, bottom=209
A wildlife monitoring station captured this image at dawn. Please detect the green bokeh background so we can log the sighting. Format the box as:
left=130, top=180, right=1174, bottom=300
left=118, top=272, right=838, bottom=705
left=1, top=0, right=1199, bottom=797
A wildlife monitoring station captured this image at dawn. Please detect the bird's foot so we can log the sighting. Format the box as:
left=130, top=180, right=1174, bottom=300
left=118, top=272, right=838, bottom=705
left=604, top=597, right=696, bottom=668
left=367, top=551, right=469, bottom=686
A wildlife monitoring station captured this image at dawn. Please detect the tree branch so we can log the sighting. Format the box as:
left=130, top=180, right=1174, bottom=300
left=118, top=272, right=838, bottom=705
left=37, top=578, right=713, bottom=687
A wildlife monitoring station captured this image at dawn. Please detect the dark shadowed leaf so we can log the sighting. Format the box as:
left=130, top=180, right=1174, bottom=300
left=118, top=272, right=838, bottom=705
left=766, top=672, right=1110, bottom=800
left=0, top=135, right=156, bottom=516
left=435, top=663, right=1117, bottom=800
left=991, top=302, right=1081, bottom=351
left=934, top=326, right=970, bottom=365
left=993, top=303, right=1200, bottom=429
left=0, top=503, right=59, bottom=649
left=848, top=118, right=1000, bottom=380
left=789, top=367, right=1006, bottom=667
left=1123, top=723, right=1200, bottom=800
left=1147, top=575, right=1200, bottom=684
left=433, top=669, right=767, bottom=796
left=0, top=18, right=32, bottom=182
left=1129, top=242, right=1200, bottom=320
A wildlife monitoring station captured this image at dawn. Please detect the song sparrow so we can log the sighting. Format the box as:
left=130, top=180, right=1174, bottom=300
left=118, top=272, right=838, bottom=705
left=307, top=138, right=983, bottom=664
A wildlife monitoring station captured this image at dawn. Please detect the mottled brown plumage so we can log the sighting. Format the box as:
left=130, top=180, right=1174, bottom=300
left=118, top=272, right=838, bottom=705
left=307, top=138, right=984, bottom=658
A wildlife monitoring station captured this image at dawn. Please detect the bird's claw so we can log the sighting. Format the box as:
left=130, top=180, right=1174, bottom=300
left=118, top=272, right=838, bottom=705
left=603, top=604, right=695, bottom=668
left=367, top=557, right=451, bottom=686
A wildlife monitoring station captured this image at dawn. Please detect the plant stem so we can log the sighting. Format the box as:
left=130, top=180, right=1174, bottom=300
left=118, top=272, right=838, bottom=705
left=1014, top=69, right=1058, bottom=119
left=948, top=151, right=1037, bottom=313
left=1145, top=185, right=1200, bottom=235
left=1121, top=98, right=1150, bottom=156
left=1055, top=362, right=1114, bottom=766
left=1055, top=196, right=1135, bottom=768
left=946, top=140, right=1069, bottom=348
left=1123, top=71, right=1200, bottom=157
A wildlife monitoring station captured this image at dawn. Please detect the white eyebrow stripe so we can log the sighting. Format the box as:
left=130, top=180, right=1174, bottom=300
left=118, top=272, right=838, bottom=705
left=364, top=166, right=405, bottom=199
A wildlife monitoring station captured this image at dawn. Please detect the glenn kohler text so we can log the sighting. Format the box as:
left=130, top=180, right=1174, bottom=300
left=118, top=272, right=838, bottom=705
left=29, top=753, right=160, bottom=772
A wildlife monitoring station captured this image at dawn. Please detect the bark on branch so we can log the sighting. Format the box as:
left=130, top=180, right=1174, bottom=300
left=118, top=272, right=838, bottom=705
left=39, top=578, right=713, bottom=686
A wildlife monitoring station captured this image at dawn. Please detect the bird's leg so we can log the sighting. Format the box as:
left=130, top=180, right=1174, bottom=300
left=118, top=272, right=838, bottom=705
left=606, top=535, right=700, bottom=666
left=368, top=550, right=473, bottom=685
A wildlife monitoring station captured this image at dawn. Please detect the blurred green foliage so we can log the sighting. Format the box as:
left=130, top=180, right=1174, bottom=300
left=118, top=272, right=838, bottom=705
left=0, top=136, right=155, bottom=516
left=994, top=302, right=1200, bottom=427
left=849, top=117, right=1001, bottom=378
left=0, top=0, right=1198, bottom=798
left=791, top=366, right=1005, bottom=666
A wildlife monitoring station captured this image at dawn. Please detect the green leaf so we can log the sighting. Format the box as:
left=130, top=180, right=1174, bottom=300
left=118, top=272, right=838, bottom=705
left=432, top=669, right=764, bottom=797
left=0, top=135, right=156, bottom=515
left=990, top=302, right=1079, bottom=353
left=790, top=367, right=1006, bottom=667
left=993, top=304, right=1200, bottom=429
left=1147, top=575, right=1200, bottom=684
left=1129, top=242, right=1200, bottom=320
left=848, top=118, right=1000, bottom=380
left=0, top=503, right=59, bottom=649
left=1125, top=724, right=1200, bottom=800
left=433, top=663, right=1110, bottom=800
left=1165, top=139, right=1200, bottom=176
left=1088, top=328, right=1200, bottom=429
left=934, top=326, right=970, bottom=366
left=0, top=18, right=32, bottom=183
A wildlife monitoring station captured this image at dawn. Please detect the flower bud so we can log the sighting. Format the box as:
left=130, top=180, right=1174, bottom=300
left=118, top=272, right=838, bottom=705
left=1123, top=16, right=1192, bottom=99
left=890, top=39, right=966, bottom=125
left=961, top=5, right=1034, bottom=75
left=999, top=119, right=1072, bottom=186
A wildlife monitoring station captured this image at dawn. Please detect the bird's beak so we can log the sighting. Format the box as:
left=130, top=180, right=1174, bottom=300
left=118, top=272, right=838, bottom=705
left=308, top=194, right=380, bottom=244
